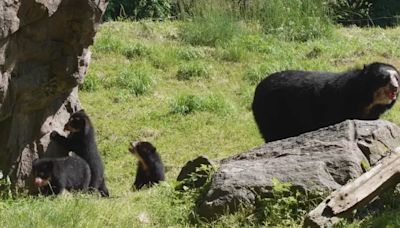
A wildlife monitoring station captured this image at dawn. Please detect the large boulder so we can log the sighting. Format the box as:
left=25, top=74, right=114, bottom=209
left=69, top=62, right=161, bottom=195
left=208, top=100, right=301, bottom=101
left=0, top=0, right=107, bottom=191
left=197, top=120, right=400, bottom=218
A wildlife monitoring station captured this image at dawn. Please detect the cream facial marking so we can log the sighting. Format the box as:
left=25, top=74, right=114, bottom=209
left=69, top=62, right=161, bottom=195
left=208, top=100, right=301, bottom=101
left=386, top=69, right=399, bottom=88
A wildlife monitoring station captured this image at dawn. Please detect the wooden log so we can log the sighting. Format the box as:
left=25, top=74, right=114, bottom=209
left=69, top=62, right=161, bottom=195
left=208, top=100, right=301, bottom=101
left=304, top=148, right=400, bottom=227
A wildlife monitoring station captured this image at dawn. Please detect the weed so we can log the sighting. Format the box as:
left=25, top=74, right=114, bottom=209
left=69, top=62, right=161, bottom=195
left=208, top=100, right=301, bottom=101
left=258, top=178, right=325, bottom=226
left=176, top=164, right=216, bottom=191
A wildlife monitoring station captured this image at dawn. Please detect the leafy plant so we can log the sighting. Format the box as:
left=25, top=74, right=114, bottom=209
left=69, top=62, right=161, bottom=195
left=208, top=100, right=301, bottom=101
left=176, top=164, right=216, bottom=191
left=258, top=178, right=325, bottom=226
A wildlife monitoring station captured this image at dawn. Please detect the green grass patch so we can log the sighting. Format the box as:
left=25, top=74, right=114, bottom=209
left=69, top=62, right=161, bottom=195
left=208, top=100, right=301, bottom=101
left=93, top=29, right=125, bottom=53
left=257, top=0, right=333, bottom=41
left=114, top=65, right=155, bottom=96
left=0, top=184, right=200, bottom=227
left=121, top=43, right=151, bottom=59
left=177, top=47, right=206, bottom=61
left=179, top=1, right=242, bottom=47
left=170, top=94, right=233, bottom=115
left=243, top=61, right=298, bottom=85
left=79, top=71, right=101, bottom=92
left=243, top=67, right=265, bottom=85
left=215, top=45, right=248, bottom=62
left=179, top=16, right=240, bottom=47
left=176, top=62, right=211, bottom=80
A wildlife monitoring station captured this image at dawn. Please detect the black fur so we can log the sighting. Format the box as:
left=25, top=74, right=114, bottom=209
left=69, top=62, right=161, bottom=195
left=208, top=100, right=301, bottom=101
left=252, top=62, right=400, bottom=142
left=50, top=110, right=109, bottom=197
left=32, top=155, right=91, bottom=195
left=129, top=141, right=165, bottom=190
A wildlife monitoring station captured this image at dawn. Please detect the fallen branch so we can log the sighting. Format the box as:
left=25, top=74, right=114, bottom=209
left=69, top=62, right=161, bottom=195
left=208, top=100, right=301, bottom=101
left=304, top=148, right=400, bottom=227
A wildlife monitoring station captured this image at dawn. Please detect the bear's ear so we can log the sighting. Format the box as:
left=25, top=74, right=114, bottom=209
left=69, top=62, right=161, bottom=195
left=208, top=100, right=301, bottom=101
left=151, top=144, right=156, bottom=152
left=362, top=64, right=369, bottom=74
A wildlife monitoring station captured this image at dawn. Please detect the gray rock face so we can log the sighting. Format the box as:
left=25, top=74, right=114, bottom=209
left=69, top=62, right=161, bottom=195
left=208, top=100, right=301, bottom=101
left=197, top=120, right=400, bottom=218
left=0, top=0, right=107, bottom=191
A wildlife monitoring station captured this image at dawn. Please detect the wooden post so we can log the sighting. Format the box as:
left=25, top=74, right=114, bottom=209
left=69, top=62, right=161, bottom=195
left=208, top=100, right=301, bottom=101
left=304, top=148, right=400, bottom=227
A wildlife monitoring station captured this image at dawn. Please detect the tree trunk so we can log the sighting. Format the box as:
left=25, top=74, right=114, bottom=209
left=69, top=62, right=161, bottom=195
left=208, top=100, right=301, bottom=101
left=0, top=0, right=107, bottom=193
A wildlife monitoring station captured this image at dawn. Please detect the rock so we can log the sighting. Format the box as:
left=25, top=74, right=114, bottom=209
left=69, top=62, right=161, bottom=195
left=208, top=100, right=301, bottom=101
left=176, top=156, right=215, bottom=190
left=0, top=0, right=107, bottom=191
left=196, top=120, right=400, bottom=219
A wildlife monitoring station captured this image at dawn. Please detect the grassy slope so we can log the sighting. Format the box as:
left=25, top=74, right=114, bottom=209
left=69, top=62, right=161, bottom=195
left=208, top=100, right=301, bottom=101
left=2, top=21, right=400, bottom=227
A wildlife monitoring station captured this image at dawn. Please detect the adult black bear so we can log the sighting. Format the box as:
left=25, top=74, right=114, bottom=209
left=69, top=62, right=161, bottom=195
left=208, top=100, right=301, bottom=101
left=252, top=62, right=400, bottom=142
left=129, top=141, right=165, bottom=190
left=50, top=110, right=109, bottom=197
left=32, top=155, right=91, bottom=195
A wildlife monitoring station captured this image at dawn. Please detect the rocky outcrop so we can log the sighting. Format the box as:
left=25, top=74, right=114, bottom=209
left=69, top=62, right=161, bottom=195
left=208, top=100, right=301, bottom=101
left=0, top=0, right=107, bottom=191
left=197, top=120, right=400, bottom=219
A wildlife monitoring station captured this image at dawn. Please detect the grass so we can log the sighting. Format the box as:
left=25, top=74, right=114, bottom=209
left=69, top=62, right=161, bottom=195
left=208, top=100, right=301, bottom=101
left=256, top=0, right=333, bottom=41
left=170, top=94, right=233, bottom=115
left=179, top=2, right=241, bottom=47
left=0, top=184, right=199, bottom=227
left=2, top=19, right=400, bottom=227
left=176, top=62, right=211, bottom=80
left=114, top=65, right=155, bottom=96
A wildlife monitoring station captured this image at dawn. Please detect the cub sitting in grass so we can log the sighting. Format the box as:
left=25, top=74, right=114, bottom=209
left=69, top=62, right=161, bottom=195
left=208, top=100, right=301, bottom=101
left=252, top=62, right=399, bottom=142
left=129, top=141, right=165, bottom=190
left=32, top=154, right=91, bottom=195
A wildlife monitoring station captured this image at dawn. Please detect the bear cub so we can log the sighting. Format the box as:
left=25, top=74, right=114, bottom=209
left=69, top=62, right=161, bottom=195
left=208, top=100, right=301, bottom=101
left=51, top=109, right=109, bottom=197
left=32, top=155, right=91, bottom=195
left=129, top=141, right=165, bottom=190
